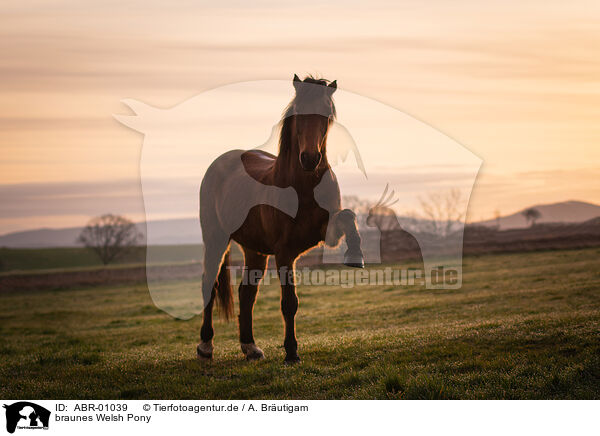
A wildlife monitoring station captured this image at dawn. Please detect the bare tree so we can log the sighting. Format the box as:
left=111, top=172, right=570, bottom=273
left=522, top=208, right=542, bottom=227
left=417, top=189, right=466, bottom=237
left=77, top=214, right=142, bottom=265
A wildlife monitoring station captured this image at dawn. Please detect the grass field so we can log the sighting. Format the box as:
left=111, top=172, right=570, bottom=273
left=0, top=245, right=207, bottom=273
left=1, top=248, right=599, bottom=399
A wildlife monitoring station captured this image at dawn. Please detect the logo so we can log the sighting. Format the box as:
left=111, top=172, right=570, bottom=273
left=115, top=78, right=481, bottom=320
left=3, top=402, right=50, bottom=434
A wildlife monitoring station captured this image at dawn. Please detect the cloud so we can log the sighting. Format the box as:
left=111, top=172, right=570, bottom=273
left=0, top=0, right=599, bottom=232
left=0, top=179, right=144, bottom=219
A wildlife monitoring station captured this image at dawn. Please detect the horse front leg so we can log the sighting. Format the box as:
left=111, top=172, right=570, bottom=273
left=238, top=248, right=268, bottom=361
left=326, top=209, right=364, bottom=268
left=275, top=252, right=300, bottom=364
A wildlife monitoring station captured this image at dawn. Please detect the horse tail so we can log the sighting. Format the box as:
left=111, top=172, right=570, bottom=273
left=215, top=251, right=234, bottom=321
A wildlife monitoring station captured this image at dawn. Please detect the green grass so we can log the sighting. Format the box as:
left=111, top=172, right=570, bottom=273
left=0, top=246, right=118, bottom=272
left=0, top=248, right=599, bottom=399
left=0, top=245, right=205, bottom=273
left=0, top=244, right=250, bottom=275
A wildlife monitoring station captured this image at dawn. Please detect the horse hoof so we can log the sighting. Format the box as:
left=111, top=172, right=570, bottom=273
left=246, top=351, right=265, bottom=361
left=197, top=341, right=213, bottom=361
left=344, top=261, right=364, bottom=268
left=344, top=248, right=364, bottom=268
left=241, top=343, right=265, bottom=361
left=284, top=354, right=301, bottom=365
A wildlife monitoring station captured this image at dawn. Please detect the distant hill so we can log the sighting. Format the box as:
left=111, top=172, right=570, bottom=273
left=478, top=200, right=600, bottom=230
left=0, top=218, right=202, bottom=248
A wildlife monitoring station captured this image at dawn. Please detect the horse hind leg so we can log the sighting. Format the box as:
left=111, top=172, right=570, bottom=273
left=197, top=235, right=230, bottom=361
left=239, top=248, right=268, bottom=361
left=197, top=286, right=216, bottom=360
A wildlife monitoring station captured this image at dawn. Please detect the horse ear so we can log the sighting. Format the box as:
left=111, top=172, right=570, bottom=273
left=293, top=74, right=302, bottom=92
left=327, top=80, right=337, bottom=94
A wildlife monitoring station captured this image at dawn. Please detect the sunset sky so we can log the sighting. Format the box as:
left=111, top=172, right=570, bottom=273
left=1, top=0, right=599, bottom=233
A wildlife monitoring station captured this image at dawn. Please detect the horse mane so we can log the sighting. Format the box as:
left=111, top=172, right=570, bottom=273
left=279, top=75, right=337, bottom=154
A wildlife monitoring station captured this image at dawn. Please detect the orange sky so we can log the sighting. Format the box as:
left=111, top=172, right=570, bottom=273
left=1, top=0, right=599, bottom=232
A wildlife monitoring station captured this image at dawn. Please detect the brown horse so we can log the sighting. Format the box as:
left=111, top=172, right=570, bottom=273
left=197, top=75, right=364, bottom=363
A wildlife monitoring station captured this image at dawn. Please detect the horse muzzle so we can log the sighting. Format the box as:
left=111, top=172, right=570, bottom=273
left=300, top=151, right=322, bottom=171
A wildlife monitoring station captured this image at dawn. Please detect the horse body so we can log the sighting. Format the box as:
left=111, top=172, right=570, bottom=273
left=198, top=75, right=363, bottom=363
left=233, top=149, right=334, bottom=256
